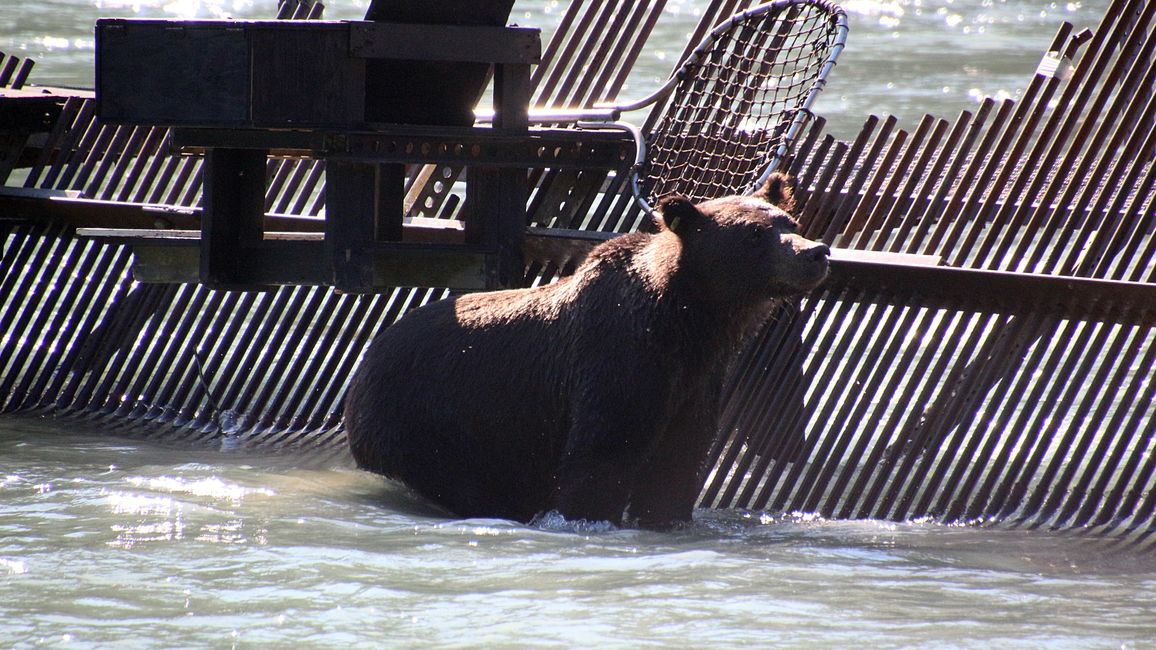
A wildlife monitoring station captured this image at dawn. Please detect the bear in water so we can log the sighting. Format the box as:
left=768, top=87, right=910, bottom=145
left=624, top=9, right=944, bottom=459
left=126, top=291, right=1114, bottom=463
left=343, top=174, right=829, bottom=529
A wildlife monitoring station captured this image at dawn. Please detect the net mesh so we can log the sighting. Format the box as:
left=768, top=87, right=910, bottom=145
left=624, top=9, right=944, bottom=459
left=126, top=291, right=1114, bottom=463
left=640, top=1, right=843, bottom=202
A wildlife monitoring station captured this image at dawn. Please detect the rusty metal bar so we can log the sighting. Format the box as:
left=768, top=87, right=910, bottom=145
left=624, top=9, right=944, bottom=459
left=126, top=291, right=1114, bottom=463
left=811, top=115, right=889, bottom=243
left=1049, top=45, right=1156, bottom=275
left=900, top=103, right=991, bottom=255
left=920, top=98, right=1007, bottom=256
left=985, top=1, right=1150, bottom=271
left=962, top=23, right=1082, bottom=267
left=860, top=115, right=947, bottom=248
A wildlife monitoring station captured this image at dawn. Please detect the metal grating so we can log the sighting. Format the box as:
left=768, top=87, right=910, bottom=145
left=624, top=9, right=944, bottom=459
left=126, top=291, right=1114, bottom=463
left=701, top=0, right=1155, bottom=543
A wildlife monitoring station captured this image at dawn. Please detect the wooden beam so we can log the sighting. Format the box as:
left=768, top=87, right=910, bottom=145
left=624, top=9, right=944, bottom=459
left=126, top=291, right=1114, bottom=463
left=349, top=23, right=541, bottom=64
left=80, top=234, right=494, bottom=291
left=69, top=216, right=1156, bottom=323
left=200, top=148, right=267, bottom=286
left=170, top=126, right=635, bottom=170
left=824, top=257, right=1156, bottom=326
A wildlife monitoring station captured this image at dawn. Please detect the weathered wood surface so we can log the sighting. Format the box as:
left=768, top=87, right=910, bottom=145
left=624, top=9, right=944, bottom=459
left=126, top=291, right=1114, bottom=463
left=91, top=12, right=548, bottom=291
left=96, top=19, right=540, bottom=128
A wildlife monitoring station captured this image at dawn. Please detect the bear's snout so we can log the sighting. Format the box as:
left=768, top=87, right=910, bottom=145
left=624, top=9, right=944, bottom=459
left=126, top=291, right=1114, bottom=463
left=781, top=235, right=829, bottom=292
left=803, top=241, right=831, bottom=262
left=786, top=235, right=830, bottom=263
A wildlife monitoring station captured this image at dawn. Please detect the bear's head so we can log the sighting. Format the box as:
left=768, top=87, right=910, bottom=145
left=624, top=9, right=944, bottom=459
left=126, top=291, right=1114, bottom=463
left=655, top=173, right=829, bottom=305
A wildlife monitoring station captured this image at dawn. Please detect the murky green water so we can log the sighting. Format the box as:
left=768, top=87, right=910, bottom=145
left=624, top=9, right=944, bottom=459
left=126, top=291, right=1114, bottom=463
left=4, top=418, right=1156, bottom=648
left=6, top=1, right=1151, bottom=647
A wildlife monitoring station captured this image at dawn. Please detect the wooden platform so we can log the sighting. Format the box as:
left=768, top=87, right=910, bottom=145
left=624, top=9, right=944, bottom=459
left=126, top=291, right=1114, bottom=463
left=87, top=17, right=638, bottom=292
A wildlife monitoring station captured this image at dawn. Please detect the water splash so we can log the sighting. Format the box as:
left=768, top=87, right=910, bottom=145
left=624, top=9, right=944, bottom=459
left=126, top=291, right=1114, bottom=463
left=531, top=510, right=619, bottom=534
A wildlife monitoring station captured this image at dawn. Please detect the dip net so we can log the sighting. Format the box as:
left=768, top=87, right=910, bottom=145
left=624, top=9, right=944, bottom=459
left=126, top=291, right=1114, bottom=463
left=638, top=0, right=846, bottom=204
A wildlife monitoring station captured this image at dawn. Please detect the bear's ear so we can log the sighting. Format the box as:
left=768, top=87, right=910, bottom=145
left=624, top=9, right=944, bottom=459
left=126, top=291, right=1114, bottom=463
left=656, top=194, right=706, bottom=236
left=754, top=172, right=796, bottom=213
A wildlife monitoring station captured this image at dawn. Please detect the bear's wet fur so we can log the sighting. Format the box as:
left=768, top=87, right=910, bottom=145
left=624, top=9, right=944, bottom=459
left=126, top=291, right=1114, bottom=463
left=343, top=174, right=829, bottom=529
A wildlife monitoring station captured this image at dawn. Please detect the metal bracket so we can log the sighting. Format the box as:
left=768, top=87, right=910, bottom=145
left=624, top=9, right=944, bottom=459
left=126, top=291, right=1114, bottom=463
left=1036, top=51, right=1075, bottom=80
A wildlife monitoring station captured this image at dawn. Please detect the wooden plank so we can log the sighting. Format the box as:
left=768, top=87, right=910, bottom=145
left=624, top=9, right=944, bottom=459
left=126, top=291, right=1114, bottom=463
left=0, top=187, right=202, bottom=229
left=249, top=27, right=364, bottom=126
left=828, top=249, right=941, bottom=267
left=77, top=221, right=608, bottom=249
left=0, top=87, right=93, bottom=101
left=77, top=228, right=323, bottom=241
left=825, top=258, right=1156, bottom=325
left=367, top=245, right=491, bottom=290
left=363, top=0, right=514, bottom=27
left=102, top=225, right=1150, bottom=319
left=113, top=237, right=493, bottom=290
left=96, top=20, right=249, bottom=125
left=10, top=190, right=467, bottom=236
left=349, top=23, right=541, bottom=64
left=201, top=148, right=266, bottom=286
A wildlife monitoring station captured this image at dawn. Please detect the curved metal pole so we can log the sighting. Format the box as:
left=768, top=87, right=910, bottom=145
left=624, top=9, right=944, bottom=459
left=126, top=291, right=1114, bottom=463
left=753, top=6, right=849, bottom=191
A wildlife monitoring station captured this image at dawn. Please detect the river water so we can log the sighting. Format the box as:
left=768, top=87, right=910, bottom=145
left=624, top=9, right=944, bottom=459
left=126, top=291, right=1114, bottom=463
left=4, top=419, right=1156, bottom=648
left=5, top=0, right=1155, bottom=648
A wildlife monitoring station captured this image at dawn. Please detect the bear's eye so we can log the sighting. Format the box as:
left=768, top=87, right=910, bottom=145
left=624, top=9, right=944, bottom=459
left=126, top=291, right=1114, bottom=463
left=773, top=216, right=799, bottom=233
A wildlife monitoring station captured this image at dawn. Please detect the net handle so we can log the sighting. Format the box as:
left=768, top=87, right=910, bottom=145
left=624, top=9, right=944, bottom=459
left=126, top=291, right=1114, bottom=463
left=752, top=2, right=848, bottom=192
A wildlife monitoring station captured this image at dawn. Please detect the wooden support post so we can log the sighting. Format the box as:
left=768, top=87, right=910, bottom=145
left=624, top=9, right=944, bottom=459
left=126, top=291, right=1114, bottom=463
left=466, top=62, right=532, bottom=287
left=201, top=148, right=266, bottom=286
left=326, top=160, right=404, bottom=292
left=0, top=129, right=28, bottom=184
left=467, top=167, right=527, bottom=288
left=377, top=164, right=406, bottom=242
left=492, top=63, right=531, bottom=130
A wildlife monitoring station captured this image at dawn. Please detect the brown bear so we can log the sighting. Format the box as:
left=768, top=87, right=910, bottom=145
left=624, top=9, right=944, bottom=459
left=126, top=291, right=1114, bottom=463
left=343, top=174, right=829, bottom=529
